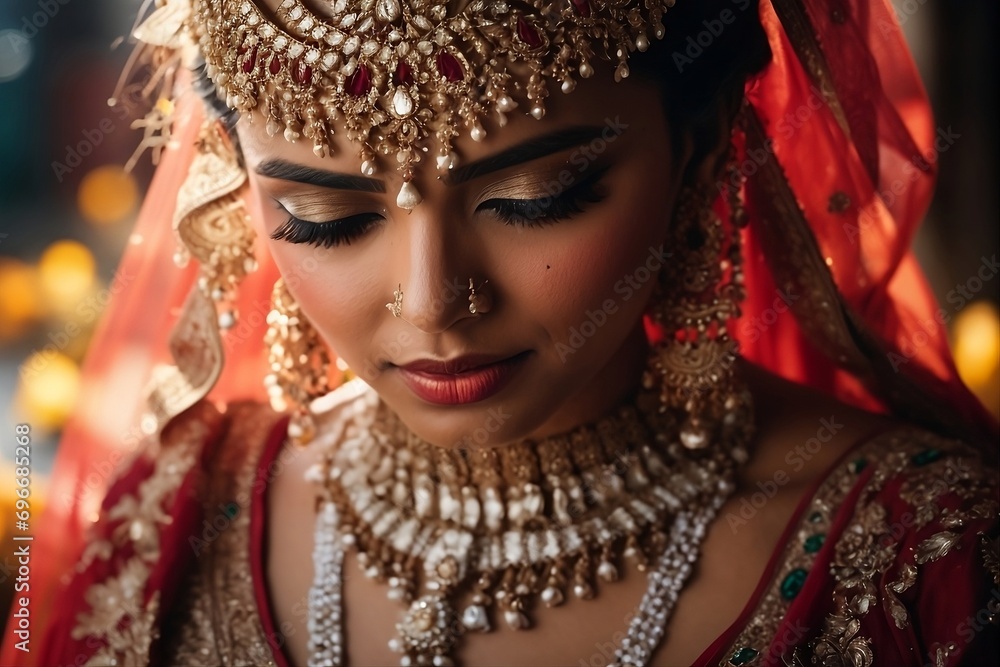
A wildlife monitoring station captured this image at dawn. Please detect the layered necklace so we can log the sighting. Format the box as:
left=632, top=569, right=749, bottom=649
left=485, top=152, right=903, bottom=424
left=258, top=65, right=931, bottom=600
left=306, top=366, right=753, bottom=667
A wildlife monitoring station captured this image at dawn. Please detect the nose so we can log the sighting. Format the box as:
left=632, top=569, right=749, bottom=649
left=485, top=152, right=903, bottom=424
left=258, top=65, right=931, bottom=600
left=395, top=209, right=475, bottom=334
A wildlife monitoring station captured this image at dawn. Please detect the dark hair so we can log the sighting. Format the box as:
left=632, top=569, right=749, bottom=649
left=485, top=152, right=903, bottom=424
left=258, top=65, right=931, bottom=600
left=192, top=58, right=239, bottom=131
left=631, top=0, right=772, bottom=159
left=193, top=1, right=771, bottom=157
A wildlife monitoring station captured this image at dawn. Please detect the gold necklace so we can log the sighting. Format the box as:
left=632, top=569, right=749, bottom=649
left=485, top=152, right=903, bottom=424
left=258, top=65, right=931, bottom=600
left=306, top=365, right=753, bottom=666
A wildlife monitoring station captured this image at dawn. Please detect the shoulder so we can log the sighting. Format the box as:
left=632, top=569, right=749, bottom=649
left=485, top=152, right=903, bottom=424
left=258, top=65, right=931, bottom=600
left=725, top=362, right=999, bottom=665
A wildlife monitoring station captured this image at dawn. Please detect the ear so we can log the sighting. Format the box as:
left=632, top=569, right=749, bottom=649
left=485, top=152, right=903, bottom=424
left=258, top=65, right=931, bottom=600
left=677, top=88, right=744, bottom=191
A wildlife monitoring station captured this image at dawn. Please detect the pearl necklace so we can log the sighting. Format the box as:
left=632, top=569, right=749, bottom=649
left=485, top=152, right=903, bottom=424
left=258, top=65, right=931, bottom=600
left=306, top=376, right=752, bottom=666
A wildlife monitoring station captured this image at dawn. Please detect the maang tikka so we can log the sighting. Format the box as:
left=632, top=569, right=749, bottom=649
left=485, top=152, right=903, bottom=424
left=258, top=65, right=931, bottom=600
left=645, top=143, right=754, bottom=452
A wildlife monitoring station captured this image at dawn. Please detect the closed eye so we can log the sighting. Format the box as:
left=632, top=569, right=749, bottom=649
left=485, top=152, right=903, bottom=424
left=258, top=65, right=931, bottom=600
left=477, top=166, right=609, bottom=227
left=270, top=212, right=384, bottom=248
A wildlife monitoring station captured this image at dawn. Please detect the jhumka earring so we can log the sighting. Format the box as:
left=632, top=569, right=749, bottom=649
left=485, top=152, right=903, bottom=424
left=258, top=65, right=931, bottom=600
left=264, top=278, right=331, bottom=445
left=147, top=118, right=257, bottom=429
left=645, top=145, right=754, bottom=451
left=468, top=278, right=491, bottom=315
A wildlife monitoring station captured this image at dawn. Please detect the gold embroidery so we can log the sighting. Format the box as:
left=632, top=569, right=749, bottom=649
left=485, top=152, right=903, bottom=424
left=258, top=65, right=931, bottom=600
left=981, top=534, right=1000, bottom=585
left=721, top=427, right=998, bottom=667
left=71, top=412, right=208, bottom=663
left=162, top=403, right=285, bottom=666
left=796, top=430, right=996, bottom=665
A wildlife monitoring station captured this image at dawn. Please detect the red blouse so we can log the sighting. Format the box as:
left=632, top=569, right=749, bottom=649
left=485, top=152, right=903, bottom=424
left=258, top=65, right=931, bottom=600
left=28, top=400, right=999, bottom=667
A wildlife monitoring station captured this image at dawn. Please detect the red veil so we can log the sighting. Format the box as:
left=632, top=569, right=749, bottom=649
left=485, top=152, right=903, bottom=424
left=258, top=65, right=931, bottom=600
left=5, top=1, right=996, bottom=663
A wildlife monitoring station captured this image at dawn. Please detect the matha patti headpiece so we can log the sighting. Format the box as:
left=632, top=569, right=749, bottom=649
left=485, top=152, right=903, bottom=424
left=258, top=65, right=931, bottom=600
left=182, top=0, right=675, bottom=208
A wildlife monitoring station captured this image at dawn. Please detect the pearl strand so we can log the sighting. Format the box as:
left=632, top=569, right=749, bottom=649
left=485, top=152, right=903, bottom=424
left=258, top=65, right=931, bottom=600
left=611, top=480, right=733, bottom=666
left=308, top=502, right=346, bottom=666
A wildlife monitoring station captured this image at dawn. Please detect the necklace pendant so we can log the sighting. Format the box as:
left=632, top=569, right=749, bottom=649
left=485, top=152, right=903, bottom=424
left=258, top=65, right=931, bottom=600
left=397, top=593, right=459, bottom=665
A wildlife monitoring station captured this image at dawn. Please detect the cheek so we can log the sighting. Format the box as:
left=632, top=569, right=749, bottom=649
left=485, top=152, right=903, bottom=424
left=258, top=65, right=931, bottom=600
left=264, top=235, right=382, bottom=372
left=510, top=191, right=669, bottom=351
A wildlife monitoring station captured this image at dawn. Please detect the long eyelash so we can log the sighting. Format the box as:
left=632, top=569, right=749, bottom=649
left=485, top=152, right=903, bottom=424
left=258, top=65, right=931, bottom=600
left=481, top=169, right=609, bottom=227
left=270, top=213, right=382, bottom=248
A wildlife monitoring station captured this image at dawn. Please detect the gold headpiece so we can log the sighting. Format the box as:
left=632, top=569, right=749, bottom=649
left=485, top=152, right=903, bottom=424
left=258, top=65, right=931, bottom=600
left=170, top=0, right=675, bottom=207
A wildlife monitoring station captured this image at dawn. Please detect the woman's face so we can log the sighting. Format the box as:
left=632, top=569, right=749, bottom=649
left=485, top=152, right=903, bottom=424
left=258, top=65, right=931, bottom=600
left=236, top=72, right=686, bottom=449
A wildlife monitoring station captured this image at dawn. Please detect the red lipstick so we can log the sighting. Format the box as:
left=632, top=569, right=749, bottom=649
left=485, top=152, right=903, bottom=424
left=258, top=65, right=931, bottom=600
left=396, top=352, right=530, bottom=405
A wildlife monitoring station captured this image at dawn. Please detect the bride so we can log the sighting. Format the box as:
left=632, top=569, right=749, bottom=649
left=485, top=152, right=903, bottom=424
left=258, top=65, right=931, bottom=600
left=9, top=0, right=998, bottom=665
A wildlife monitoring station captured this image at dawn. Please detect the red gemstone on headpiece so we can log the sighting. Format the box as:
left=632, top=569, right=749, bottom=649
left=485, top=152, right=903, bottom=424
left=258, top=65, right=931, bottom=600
left=394, top=62, right=413, bottom=86
left=242, top=45, right=258, bottom=73
left=346, top=65, right=372, bottom=96
left=294, top=62, right=312, bottom=84
left=435, top=52, right=464, bottom=82
left=571, top=0, right=591, bottom=18
left=517, top=17, right=543, bottom=48
left=269, top=55, right=281, bottom=75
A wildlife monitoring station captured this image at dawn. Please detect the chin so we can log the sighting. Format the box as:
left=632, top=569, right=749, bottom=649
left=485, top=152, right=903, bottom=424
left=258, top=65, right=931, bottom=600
left=380, top=384, right=555, bottom=451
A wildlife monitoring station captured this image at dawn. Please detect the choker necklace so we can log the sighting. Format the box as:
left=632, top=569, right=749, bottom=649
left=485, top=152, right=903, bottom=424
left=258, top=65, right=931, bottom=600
left=306, top=366, right=753, bottom=667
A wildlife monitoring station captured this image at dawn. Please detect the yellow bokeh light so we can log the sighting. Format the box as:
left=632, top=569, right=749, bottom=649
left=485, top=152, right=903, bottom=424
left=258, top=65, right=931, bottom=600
left=38, top=240, right=97, bottom=314
left=0, top=259, right=42, bottom=338
left=16, top=350, right=81, bottom=432
left=952, top=301, right=1000, bottom=414
left=77, top=165, right=138, bottom=225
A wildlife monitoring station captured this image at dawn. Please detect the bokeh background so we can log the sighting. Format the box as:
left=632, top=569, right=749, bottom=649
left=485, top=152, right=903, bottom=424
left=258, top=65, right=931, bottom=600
left=0, top=0, right=998, bottom=634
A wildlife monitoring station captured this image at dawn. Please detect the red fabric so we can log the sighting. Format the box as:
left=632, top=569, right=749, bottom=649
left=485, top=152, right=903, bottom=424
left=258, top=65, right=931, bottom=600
left=735, top=0, right=997, bottom=445
left=31, top=402, right=226, bottom=666
left=250, top=414, right=294, bottom=667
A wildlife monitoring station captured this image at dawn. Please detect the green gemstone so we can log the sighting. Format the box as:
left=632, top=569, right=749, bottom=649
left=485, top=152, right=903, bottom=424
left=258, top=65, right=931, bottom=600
left=780, top=568, right=808, bottom=600
left=729, top=647, right=759, bottom=665
left=804, top=534, right=825, bottom=553
left=850, top=458, right=868, bottom=473
left=912, top=448, right=943, bottom=466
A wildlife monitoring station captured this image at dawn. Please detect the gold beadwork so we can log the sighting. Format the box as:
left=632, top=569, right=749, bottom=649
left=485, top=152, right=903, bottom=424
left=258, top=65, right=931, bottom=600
left=179, top=0, right=676, bottom=205
left=264, top=278, right=331, bottom=445
left=646, top=147, right=752, bottom=451
left=313, top=371, right=754, bottom=663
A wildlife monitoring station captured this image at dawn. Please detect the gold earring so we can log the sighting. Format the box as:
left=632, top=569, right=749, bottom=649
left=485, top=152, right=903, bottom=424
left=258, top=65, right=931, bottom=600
left=386, top=283, right=404, bottom=318
left=468, top=278, right=491, bottom=315
left=645, top=158, right=752, bottom=452
left=264, top=278, right=331, bottom=446
left=147, top=119, right=256, bottom=431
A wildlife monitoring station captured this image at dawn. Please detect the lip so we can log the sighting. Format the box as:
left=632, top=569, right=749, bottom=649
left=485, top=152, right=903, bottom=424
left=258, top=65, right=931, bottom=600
left=395, top=351, right=531, bottom=405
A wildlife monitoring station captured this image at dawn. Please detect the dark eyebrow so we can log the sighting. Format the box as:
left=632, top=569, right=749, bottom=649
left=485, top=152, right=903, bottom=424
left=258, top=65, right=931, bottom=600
left=446, top=125, right=608, bottom=185
left=255, top=159, right=386, bottom=193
